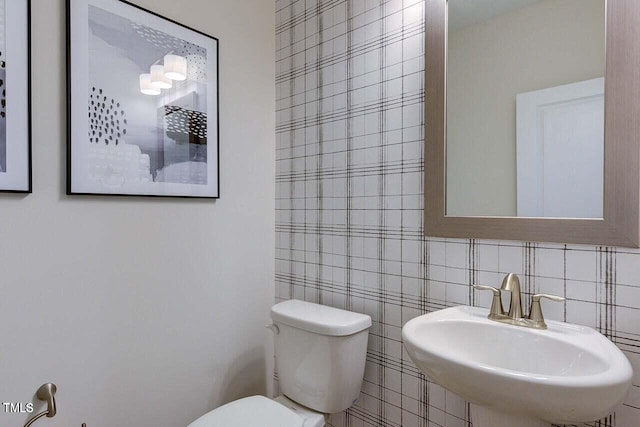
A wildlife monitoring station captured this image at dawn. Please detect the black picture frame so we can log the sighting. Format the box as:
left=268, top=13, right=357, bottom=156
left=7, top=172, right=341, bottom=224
left=0, top=0, right=32, bottom=194
left=67, top=0, right=220, bottom=199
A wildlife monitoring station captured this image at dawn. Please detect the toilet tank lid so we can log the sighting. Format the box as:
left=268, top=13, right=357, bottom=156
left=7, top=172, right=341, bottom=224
left=271, top=300, right=372, bottom=336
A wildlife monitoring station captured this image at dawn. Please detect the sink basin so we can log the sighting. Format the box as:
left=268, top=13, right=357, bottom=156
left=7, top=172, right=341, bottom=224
left=402, top=306, right=633, bottom=425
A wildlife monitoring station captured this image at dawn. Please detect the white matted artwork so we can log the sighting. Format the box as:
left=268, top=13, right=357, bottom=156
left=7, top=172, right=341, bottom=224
left=0, top=0, right=31, bottom=193
left=67, top=0, right=219, bottom=198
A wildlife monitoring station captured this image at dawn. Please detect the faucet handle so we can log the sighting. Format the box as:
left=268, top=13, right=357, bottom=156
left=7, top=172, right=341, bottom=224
left=473, top=285, right=504, bottom=318
left=473, top=284, right=500, bottom=295
left=528, top=293, right=566, bottom=329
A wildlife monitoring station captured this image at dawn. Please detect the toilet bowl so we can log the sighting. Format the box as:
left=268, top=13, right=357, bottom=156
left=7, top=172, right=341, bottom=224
left=189, top=395, right=325, bottom=427
left=188, top=300, right=372, bottom=427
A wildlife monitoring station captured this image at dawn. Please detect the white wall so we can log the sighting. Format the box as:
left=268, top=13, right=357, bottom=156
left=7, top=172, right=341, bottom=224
left=446, top=0, right=605, bottom=216
left=0, top=1, right=274, bottom=426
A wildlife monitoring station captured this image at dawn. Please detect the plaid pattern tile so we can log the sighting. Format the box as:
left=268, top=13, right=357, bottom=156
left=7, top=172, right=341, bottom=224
left=275, top=1, right=640, bottom=426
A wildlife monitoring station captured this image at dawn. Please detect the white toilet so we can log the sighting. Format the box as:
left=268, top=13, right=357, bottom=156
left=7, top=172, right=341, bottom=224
left=188, top=299, right=372, bottom=427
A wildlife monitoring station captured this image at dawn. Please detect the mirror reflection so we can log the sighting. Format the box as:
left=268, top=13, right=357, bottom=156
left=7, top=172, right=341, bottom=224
left=445, top=0, right=606, bottom=218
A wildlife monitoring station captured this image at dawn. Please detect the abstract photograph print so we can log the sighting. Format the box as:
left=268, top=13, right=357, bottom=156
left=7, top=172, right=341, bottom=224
left=68, top=0, right=219, bottom=198
left=0, top=0, right=31, bottom=193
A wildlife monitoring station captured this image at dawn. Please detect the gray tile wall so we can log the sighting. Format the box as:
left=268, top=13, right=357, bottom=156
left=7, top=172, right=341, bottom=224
left=275, top=1, right=640, bottom=425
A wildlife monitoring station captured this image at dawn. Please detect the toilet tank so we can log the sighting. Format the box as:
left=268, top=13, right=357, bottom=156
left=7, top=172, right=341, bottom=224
left=270, top=300, right=371, bottom=414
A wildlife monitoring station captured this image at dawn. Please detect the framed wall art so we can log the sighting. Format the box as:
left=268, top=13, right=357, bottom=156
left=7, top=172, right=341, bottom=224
left=0, top=0, right=31, bottom=193
left=67, top=0, right=219, bottom=198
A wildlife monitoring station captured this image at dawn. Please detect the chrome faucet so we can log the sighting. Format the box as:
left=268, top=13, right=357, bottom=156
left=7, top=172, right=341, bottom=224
left=473, top=273, right=565, bottom=329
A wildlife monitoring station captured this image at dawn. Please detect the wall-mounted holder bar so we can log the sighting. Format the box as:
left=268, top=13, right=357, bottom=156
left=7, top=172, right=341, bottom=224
left=22, top=383, right=86, bottom=426
left=24, top=383, right=57, bottom=427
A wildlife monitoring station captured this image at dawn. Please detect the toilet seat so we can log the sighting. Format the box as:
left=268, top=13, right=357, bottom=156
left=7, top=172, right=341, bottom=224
left=188, top=395, right=304, bottom=427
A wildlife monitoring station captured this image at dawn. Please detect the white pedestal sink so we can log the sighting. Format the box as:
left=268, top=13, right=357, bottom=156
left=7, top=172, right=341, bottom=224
left=402, top=306, right=633, bottom=427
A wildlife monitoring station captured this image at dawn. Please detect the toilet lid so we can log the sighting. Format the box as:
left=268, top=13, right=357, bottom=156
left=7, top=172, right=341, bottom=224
left=188, top=396, right=304, bottom=427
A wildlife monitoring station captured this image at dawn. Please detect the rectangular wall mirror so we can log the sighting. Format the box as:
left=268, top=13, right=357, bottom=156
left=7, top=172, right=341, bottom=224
left=425, top=0, right=640, bottom=247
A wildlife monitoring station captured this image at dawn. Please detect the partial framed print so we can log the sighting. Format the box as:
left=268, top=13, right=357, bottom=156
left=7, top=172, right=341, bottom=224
left=0, top=0, right=31, bottom=193
left=67, top=0, right=219, bottom=198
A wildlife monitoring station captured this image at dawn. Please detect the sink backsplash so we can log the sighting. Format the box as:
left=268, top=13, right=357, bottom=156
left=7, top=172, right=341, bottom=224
left=275, top=0, right=639, bottom=426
